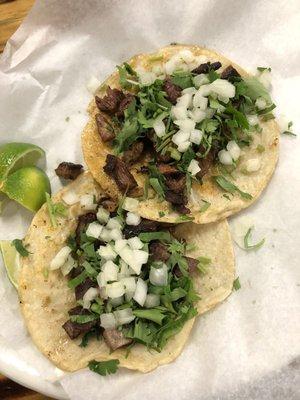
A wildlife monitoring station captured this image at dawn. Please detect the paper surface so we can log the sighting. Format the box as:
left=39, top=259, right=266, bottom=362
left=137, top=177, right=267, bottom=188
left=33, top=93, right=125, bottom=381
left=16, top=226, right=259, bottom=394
left=0, top=0, right=300, bottom=399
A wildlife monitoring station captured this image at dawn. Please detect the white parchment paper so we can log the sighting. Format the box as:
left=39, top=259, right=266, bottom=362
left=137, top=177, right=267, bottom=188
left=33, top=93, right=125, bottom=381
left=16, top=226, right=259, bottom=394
left=0, top=0, right=300, bottom=399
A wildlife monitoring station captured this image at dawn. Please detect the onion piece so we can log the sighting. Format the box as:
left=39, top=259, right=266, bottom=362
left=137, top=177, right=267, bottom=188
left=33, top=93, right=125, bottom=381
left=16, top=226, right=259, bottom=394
left=187, top=159, right=201, bottom=176
left=257, top=70, right=272, bottom=90
left=139, top=71, right=157, bottom=85
left=83, top=287, right=99, bottom=309
left=149, top=263, right=168, bottom=286
left=114, top=239, right=128, bottom=253
left=245, top=158, right=261, bottom=172
left=209, top=79, right=235, bottom=98
left=80, top=194, right=97, bottom=211
left=218, top=149, right=233, bottom=165
left=106, top=217, right=123, bottom=230
left=227, top=140, right=241, bottom=161
left=177, top=141, right=191, bottom=153
left=153, top=116, right=166, bottom=138
left=188, top=108, right=206, bottom=123
left=101, top=260, right=118, bottom=282
left=114, top=308, right=135, bottom=326
left=100, top=313, right=117, bottom=329
left=61, top=255, right=77, bottom=276
left=255, top=97, right=267, bottom=110
left=97, top=244, right=117, bottom=261
left=176, top=93, right=193, bottom=109
left=172, top=130, right=190, bottom=146
left=109, top=296, right=124, bottom=307
left=144, top=294, right=160, bottom=308
left=247, top=114, right=259, bottom=126
left=50, top=246, right=72, bottom=270
left=86, top=222, right=103, bottom=239
left=106, top=281, right=125, bottom=298
left=127, top=236, right=144, bottom=250
left=193, top=92, right=208, bottom=110
left=171, top=105, right=188, bottom=120
left=173, top=119, right=195, bottom=132
left=121, top=277, right=137, bottom=300
left=133, top=249, right=149, bottom=266
left=99, top=227, right=111, bottom=242
left=133, top=278, right=147, bottom=306
left=96, top=206, right=110, bottom=224
left=193, top=74, right=209, bottom=88
left=97, top=271, right=107, bottom=288
left=62, top=190, right=79, bottom=205
left=190, top=129, right=203, bottom=145
left=122, top=197, right=139, bottom=212
left=109, top=228, right=122, bottom=241
left=182, top=87, right=197, bottom=95
left=126, top=212, right=141, bottom=226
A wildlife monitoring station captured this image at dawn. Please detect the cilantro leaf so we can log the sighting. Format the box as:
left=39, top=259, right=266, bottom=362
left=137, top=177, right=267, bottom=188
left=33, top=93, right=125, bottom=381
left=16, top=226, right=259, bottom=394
left=68, top=270, right=87, bottom=289
left=45, top=192, right=67, bottom=228
left=244, top=227, right=265, bottom=251
left=133, top=308, right=166, bottom=325
left=171, top=70, right=193, bottom=89
left=70, top=314, right=99, bottom=324
left=241, top=77, right=271, bottom=102
left=213, top=175, right=253, bottom=200
left=139, top=231, right=172, bottom=242
left=88, top=359, right=119, bottom=376
left=12, top=239, right=30, bottom=257
left=233, top=277, right=241, bottom=290
left=199, top=200, right=211, bottom=212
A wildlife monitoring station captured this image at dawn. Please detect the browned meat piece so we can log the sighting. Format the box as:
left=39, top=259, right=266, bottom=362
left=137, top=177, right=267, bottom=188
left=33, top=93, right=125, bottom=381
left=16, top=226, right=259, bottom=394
left=163, top=77, right=182, bottom=104
left=95, top=87, right=124, bottom=115
left=75, top=212, right=97, bottom=245
left=192, top=61, right=222, bottom=74
left=116, top=93, right=135, bottom=118
left=99, top=196, right=118, bottom=212
left=149, top=241, right=170, bottom=262
left=173, top=203, right=190, bottom=214
left=123, top=218, right=168, bottom=238
left=221, top=65, right=240, bottom=81
left=95, top=113, right=115, bottom=142
left=158, top=163, right=179, bottom=175
left=75, top=277, right=98, bottom=300
left=156, top=152, right=172, bottom=163
left=165, top=190, right=187, bottom=205
left=103, top=329, right=133, bottom=351
left=122, top=141, right=144, bottom=165
left=55, top=162, right=83, bottom=180
left=103, top=154, right=138, bottom=193
left=165, top=174, right=186, bottom=193
left=62, top=307, right=97, bottom=340
left=174, top=256, right=199, bottom=277
left=196, top=147, right=219, bottom=180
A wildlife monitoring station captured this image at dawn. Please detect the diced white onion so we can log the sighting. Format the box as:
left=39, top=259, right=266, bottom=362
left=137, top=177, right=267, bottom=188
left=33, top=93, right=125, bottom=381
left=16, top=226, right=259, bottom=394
left=122, top=197, right=139, bottom=212
left=193, top=92, right=208, bottom=110
left=190, top=129, right=203, bottom=145
left=178, top=49, right=194, bottom=63
left=121, top=277, right=137, bottom=300
left=109, top=228, right=122, bottom=241
left=98, top=244, right=117, bottom=261
left=99, top=227, right=111, bottom=242
left=97, top=271, right=107, bottom=288
left=50, top=246, right=72, bottom=270
left=176, top=93, right=193, bottom=109
left=165, top=59, right=177, bottom=75
left=86, top=222, right=103, bottom=239
left=100, top=313, right=117, bottom=329
left=210, top=79, right=236, bottom=98
left=153, top=118, right=166, bottom=138
left=149, top=263, right=168, bottom=286
left=277, top=114, right=290, bottom=133
left=83, top=287, right=99, bottom=309
left=255, top=97, right=267, bottom=110
left=109, top=296, right=124, bottom=307
left=257, top=70, right=271, bottom=90
left=247, top=114, right=259, bottom=126
left=114, top=308, right=136, bottom=326
left=144, top=293, right=160, bottom=308
left=139, top=71, right=157, bottom=85
left=99, top=286, right=108, bottom=299
left=62, top=190, right=79, bottom=205
left=188, top=108, right=206, bottom=123
left=86, top=75, right=101, bottom=94
left=227, top=140, right=241, bottom=161
left=80, top=194, right=97, bottom=211
left=61, top=255, right=77, bottom=276
left=106, top=217, right=123, bottom=230
left=117, top=260, right=131, bottom=279
left=172, top=130, right=190, bottom=146
left=205, top=108, right=215, bottom=119
left=187, top=159, right=201, bottom=176
left=182, top=87, right=197, bottom=95
left=197, top=84, right=211, bottom=97
left=245, top=158, right=261, bottom=173
left=218, top=149, right=233, bottom=165
left=173, top=118, right=195, bottom=132
left=106, top=281, right=125, bottom=298
left=96, top=206, right=110, bottom=224
left=177, top=141, right=191, bottom=153
left=127, top=236, right=143, bottom=250
left=114, top=239, right=128, bottom=253
left=171, top=106, right=188, bottom=120
left=133, top=249, right=149, bottom=266
left=101, top=260, right=118, bottom=282
left=193, top=74, right=209, bottom=88
left=133, top=278, right=147, bottom=306
left=126, top=212, right=141, bottom=226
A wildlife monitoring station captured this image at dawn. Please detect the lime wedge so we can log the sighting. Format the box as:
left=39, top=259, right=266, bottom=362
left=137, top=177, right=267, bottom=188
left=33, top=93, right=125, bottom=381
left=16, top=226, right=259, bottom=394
left=0, top=166, right=51, bottom=212
left=0, top=240, right=20, bottom=289
left=0, top=142, right=45, bottom=182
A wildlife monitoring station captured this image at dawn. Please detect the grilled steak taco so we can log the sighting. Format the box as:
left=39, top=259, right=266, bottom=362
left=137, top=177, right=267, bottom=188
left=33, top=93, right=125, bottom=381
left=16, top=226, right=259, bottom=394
left=19, top=172, right=234, bottom=373
left=82, top=44, right=279, bottom=224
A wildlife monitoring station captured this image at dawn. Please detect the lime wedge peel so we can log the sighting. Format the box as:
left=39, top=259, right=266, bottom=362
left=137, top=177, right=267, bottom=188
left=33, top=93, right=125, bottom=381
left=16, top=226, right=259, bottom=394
left=0, top=142, right=45, bottom=182
left=0, top=240, right=20, bottom=289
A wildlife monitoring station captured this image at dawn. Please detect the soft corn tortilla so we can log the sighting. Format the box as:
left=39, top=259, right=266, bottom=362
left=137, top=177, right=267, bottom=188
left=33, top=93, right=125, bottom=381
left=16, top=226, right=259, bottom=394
left=82, top=44, right=279, bottom=224
left=18, top=172, right=235, bottom=373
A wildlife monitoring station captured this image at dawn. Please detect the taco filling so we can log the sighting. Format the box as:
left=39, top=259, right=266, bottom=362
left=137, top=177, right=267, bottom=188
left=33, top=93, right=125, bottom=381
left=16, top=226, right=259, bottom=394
left=54, top=198, right=203, bottom=352
left=94, top=49, right=275, bottom=215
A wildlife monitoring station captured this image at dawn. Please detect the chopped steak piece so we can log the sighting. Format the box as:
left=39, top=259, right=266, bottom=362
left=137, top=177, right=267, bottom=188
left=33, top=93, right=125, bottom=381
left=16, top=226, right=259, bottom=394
left=68, top=306, right=91, bottom=316
left=220, top=65, right=241, bottom=81
left=95, top=113, right=115, bottom=142
left=173, top=203, right=190, bottom=215
left=116, top=93, right=135, bottom=118
left=192, top=61, right=222, bottom=74
left=95, top=87, right=124, bottom=115
left=122, top=141, right=144, bottom=165
left=149, top=241, right=170, bottom=262
left=165, top=174, right=186, bottom=193
left=103, top=154, right=138, bottom=193
left=63, top=307, right=97, bottom=340
left=75, top=277, right=98, bottom=300
left=156, top=151, right=172, bottom=163
left=196, top=146, right=219, bottom=180
left=99, top=196, right=118, bottom=212
left=55, top=162, right=83, bottom=180
left=123, top=218, right=169, bottom=238
left=163, top=77, right=182, bottom=104
left=158, top=163, right=179, bottom=175
left=103, top=329, right=133, bottom=351
left=75, top=212, right=97, bottom=245
left=165, top=190, right=187, bottom=205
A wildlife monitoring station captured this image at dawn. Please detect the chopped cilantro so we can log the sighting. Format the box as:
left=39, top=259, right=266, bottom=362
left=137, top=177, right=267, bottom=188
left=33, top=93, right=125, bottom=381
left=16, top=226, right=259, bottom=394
left=244, top=227, right=265, bottom=251
left=12, top=239, right=30, bottom=257
left=282, top=121, right=296, bottom=136
left=68, top=270, right=87, bottom=289
left=70, top=314, right=99, bottom=324
left=45, top=193, right=67, bottom=228
left=257, top=67, right=271, bottom=72
left=175, top=214, right=194, bottom=222
left=158, top=211, right=165, bottom=217
left=88, top=359, right=119, bottom=376
left=256, top=144, right=265, bottom=153
left=133, top=308, right=166, bottom=325
left=233, top=277, right=241, bottom=290
left=80, top=327, right=101, bottom=348
left=139, top=231, right=172, bottom=242
left=199, top=200, right=211, bottom=212
left=213, top=175, right=253, bottom=200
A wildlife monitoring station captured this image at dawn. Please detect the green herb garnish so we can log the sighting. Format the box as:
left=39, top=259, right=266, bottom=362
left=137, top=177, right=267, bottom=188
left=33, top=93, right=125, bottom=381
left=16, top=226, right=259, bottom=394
left=244, top=227, right=265, bottom=251
left=12, top=239, right=30, bottom=257
left=213, top=176, right=253, bottom=200
left=233, top=277, right=241, bottom=290
left=88, top=359, right=119, bottom=376
left=45, top=193, right=67, bottom=228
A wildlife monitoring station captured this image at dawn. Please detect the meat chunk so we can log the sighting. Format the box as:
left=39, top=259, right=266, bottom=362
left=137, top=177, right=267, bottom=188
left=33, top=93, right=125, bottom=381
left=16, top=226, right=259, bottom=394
left=149, top=241, right=170, bottom=262
left=116, top=93, right=135, bottom=118
left=99, top=196, right=117, bottom=212
left=122, top=141, right=144, bottom=166
left=103, top=329, right=133, bottom=351
left=192, top=61, right=222, bottom=74
left=55, top=162, right=83, bottom=180
left=165, top=175, right=186, bottom=193
left=62, top=307, right=97, bottom=340
left=95, top=113, right=115, bottom=142
left=75, top=277, right=98, bottom=300
left=75, top=212, right=97, bottom=245
left=173, top=203, right=190, bottom=215
left=163, top=77, right=182, bottom=104
left=103, top=154, right=138, bottom=194
left=95, top=87, right=124, bottom=115
left=220, top=65, right=241, bottom=81
left=123, top=218, right=170, bottom=238
left=165, top=190, right=187, bottom=206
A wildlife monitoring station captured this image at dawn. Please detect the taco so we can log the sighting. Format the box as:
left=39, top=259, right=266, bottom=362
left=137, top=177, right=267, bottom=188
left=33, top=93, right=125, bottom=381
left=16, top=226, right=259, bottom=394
left=82, top=44, right=279, bottom=224
left=18, top=172, right=235, bottom=373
